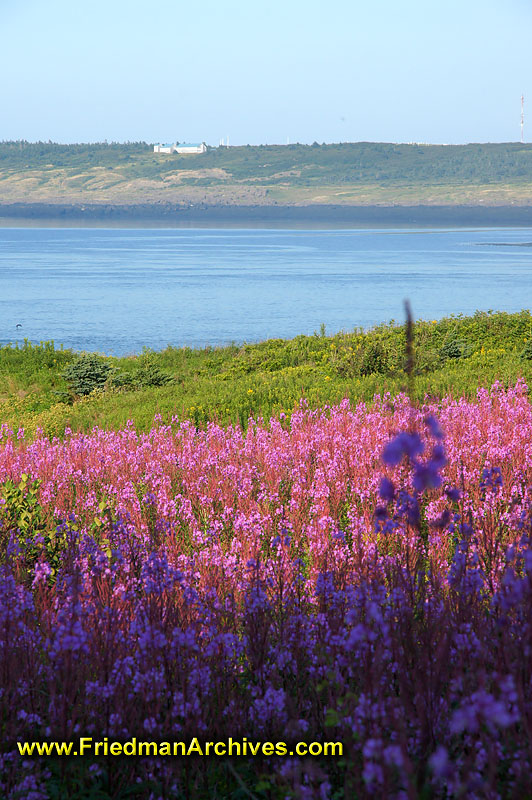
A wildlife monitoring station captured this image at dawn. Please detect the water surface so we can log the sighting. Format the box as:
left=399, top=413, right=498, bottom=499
left=0, top=226, right=531, bottom=355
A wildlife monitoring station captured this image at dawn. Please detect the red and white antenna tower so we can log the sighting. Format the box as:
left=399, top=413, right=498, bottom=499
left=521, top=94, right=525, bottom=143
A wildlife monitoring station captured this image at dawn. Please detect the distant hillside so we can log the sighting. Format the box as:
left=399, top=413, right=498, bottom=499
left=1, top=140, right=532, bottom=210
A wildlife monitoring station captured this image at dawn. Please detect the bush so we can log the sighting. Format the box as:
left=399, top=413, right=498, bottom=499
left=521, top=339, right=532, bottom=360
left=134, top=351, right=173, bottom=388
left=61, top=354, right=112, bottom=396
left=440, top=337, right=470, bottom=360
left=360, top=340, right=389, bottom=375
left=109, top=370, right=135, bottom=388
left=0, top=474, right=65, bottom=579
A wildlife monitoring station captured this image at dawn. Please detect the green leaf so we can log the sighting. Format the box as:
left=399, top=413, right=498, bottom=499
left=324, top=708, right=340, bottom=727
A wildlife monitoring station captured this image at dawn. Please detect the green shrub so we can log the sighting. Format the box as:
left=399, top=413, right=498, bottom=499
left=134, top=351, right=173, bottom=388
left=440, top=338, right=470, bottom=360
left=110, top=370, right=135, bottom=388
left=0, top=474, right=66, bottom=581
left=360, top=340, right=389, bottom=376
left=62, top=354, right=112, bottom=396
left=521, top=340, right=532, bottom=360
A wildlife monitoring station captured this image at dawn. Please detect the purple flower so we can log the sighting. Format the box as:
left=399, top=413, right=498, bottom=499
left=425, top=415, right=444, bottom=439
left=379, top=477, right=395, bottom=502
left=445, top=487, right=461, bottom=502
left=383, top=432, right=424, bottom=466
left=431, top=444, right=447, bottom=469
left=429, top=746, right=450, bottom=778
left=413, top=462, right=442, bottom=492
left=32, top=560, right=52, bottom=587
left=374, top=505, right=388, bottom=521
left=481, top=466, right=503, bottom=492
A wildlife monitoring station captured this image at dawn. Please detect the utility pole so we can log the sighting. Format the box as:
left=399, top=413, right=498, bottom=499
left=521, top=94, right=525, bottom=144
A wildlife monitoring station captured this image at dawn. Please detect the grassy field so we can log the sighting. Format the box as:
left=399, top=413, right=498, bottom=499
left=2, top=309, right=532, bottom=438
left=2, top=141, right=532, bottom=207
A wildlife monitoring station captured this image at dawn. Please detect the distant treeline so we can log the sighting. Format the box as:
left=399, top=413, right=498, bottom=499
left=0, top=141, right=147, bottom=169
left=2, top=140, right=532, bottom=186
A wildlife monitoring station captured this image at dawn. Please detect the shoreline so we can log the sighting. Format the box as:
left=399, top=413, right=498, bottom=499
left=1, top=202, right=532, bottom=227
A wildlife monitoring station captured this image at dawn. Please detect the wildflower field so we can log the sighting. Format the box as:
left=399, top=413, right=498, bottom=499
left=2, top=368, right=532, bottom=798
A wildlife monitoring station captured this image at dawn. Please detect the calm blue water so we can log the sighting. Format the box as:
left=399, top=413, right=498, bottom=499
left=1, top=226, right=531, bottom=355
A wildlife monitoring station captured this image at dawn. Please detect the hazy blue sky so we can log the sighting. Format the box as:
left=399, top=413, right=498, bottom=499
left=1, top=0, right=531, bottom=145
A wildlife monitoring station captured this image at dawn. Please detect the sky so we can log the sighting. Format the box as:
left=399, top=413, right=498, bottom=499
left=1, top=0, right=531, bottom=145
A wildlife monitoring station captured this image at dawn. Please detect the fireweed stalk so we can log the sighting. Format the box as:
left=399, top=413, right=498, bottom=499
left=1, top=383, right=532, bottom=797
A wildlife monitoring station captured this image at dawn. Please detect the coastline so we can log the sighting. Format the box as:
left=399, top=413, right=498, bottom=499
left=1, top=202, right=532, bottom=227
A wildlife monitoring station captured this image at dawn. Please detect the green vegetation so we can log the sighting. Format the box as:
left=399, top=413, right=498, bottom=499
left=3, top=140, right=532, bottom=184
left=1, top=310, right=532, bottom=438
left=0, top=473, right=68, bottom=579
left=61, top=353, right=113, bottom=396
left=2, top=141, right=532, bottom=207
left=0, top=141, right=148, bottom=170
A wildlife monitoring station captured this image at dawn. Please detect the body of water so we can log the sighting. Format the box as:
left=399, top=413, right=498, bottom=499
left=1, top=226, right=531, bottom=355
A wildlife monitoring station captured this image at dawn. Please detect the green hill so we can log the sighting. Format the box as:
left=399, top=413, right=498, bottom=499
left=1, top=141, right=532, bottom=208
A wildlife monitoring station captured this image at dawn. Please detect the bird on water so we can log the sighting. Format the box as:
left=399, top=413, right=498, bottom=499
left=16, top=324, right=22, bottom=328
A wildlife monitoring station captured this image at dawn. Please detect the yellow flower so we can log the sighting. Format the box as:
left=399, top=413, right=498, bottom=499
left=325, top=376, right=331, bottom=381
left=247, top=389, right=254, bottom=394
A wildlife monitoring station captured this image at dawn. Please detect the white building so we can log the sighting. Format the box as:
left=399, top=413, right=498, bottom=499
left=175, top=142, right=207, bottom=154
left=153, top=143, right=175, bottom=154
left=153, top=142, right=207, bottom=154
